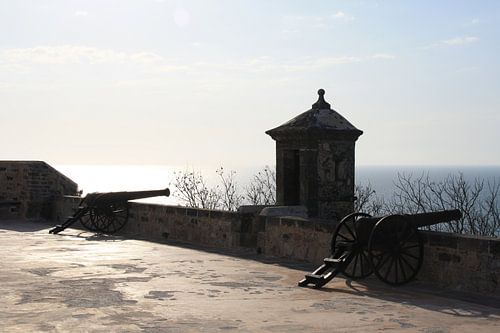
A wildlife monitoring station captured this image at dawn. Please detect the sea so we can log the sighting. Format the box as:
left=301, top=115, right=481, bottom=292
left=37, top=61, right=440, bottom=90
left=54, top=165, right=500, bottom=206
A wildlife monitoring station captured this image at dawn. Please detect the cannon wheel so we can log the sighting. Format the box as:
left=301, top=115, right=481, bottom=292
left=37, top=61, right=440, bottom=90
left=331, top=212, right=374, bottom=279
left=80, top=209, right=98, bottom=232
left=71, top=199, right=98, bottom=232
left=368, top=215, right=424, bottom=286
left=90, top=202, right=129, bottom=234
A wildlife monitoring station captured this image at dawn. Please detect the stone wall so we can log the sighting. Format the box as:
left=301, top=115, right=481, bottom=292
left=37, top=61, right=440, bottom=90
left=48, top=196, right=500, bottom=295
left=121, top=203, right=260, bottom=250
left=0, top=161, right=78, bottom=219
left=420, top=231, right=499, bottom=293
left=258, top=215, right=500, bottom=295
left=257, top=216, right=334, bottom=263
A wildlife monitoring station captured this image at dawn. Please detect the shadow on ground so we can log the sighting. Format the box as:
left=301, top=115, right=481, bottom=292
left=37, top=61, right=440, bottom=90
left=0, top=219, right=52, bottom=232
left=314, top=279, right=500, bottom=318
left=2, top=218, right=499, bottom=321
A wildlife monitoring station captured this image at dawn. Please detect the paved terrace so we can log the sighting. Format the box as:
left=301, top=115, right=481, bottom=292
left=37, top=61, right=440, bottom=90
left=1, top=220, right=499, bottom=333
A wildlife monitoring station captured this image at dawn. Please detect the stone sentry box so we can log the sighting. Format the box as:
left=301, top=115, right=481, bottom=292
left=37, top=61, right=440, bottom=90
left=266, top=89, right=363, bottom=220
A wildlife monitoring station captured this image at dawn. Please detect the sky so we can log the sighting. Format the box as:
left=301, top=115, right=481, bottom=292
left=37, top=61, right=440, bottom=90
left=0, top=0, right=499, bottom=168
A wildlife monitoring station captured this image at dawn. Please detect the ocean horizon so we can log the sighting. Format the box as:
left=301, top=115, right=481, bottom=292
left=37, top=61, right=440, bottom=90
left=54, top=164, right=500, bottom=206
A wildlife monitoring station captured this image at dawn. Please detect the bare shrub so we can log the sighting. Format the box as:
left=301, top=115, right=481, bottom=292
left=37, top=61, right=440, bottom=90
left=216, top=167, right=244, bottom=211
left=356, top=172, right=500, bottom=237
left=171, top=169, right=221, bottom=210
left=171, top=167, right=244, bottom=212
left=354, top=183, right=387, bottom=216
left=172, top=166, right=275, bottom=211
left=244, top=165, right=276, bottom=205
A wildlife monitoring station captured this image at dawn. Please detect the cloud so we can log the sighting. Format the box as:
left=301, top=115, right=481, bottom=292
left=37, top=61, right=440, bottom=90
left=370, top=53, right=396, bottom=60
left=463, top=18, right=480, bottom=27
left=282, top=15, right=329, bottom=30
left=74, top=10, right=88, bottom=17
left=0, top=45, right=164, bottom=66
left=332, top=11, right=355, bottom=21
left=282, top=11, right=354, bottom=32
left=0, top=45, right=395, bottom=84
left=284, top=53, right=394, bottom=71
left=421, top=36, right=480, bottom=50
left=168, top=53, right=394, bottom=74
left=443, top=36, right=479, bottom=46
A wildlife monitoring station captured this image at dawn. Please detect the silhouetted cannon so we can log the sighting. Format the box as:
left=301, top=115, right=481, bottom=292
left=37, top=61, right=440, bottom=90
left=299, top=209, right=462, bottom=288
left=49, top=188, right=170, bottom=235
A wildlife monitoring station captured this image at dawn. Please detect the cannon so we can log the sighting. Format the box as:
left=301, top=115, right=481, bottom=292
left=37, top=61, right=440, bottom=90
left=299, top=209, right=462, bottom=288
left=49, top=188, right=170, bottom=235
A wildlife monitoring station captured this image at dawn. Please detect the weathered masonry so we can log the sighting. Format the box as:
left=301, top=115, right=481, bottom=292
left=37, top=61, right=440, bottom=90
left=116, top=203, right=499, bottom=295
left=1, top=84, right=499, bottom=298
left=0, top=161, right=77, bottom=219
left=266, top=89, right=363, bottom=220
left=1, top=161, right=499, bottom=294
left=14, top=159, right=491, bottom=296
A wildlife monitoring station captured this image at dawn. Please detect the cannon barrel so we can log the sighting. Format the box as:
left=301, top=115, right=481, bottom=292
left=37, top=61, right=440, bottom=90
left=358, top=209, right=462, bottom=229
left=49, top=188, right=170, bottom=235
left=404, top=209, right=462, bottom=228
left=356, top=209, right=462, bottom=240
left=85, top=188, right=170, bottom=205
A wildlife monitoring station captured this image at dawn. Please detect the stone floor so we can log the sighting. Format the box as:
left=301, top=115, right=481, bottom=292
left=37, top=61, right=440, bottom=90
left=1, top=220, right=499, bottom=333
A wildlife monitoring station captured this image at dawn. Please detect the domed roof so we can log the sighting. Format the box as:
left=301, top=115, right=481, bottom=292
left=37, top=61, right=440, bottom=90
left=266, top=89, right=363, bottom=140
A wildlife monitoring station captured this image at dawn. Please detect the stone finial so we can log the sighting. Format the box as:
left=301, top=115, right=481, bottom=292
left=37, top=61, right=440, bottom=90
left=312, top=89, right=331, bottom=109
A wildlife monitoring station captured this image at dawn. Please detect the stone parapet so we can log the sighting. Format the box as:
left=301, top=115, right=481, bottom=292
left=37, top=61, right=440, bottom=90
left=117, top=203, right=499, bottom=295
left=121, top=203, right=259, bottom=250
left=0, top=161, right=78, bottom=219
left=420, top=231, right=499, bottom=293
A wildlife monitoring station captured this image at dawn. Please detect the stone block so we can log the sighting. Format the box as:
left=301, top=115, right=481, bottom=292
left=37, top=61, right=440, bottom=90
left=259, top=206, right=308, bottom=218
left=438, top=252, right=461, bottom=263
left=425, top=232, right=458, bottom=249
left=239, top=218, right=253, bottom=233
left=489, top=239, right=500, bottom=256
left=238, top=205, right=270, bottom=214
left=197, top=209, right=210, bottom=218
left=457, top=236, right=489, bottom=253
left=186, top=208, right=198, bottom=217
left=239, top=233, right=257, bottom=248
left=280, top=218, right=298, bottom=228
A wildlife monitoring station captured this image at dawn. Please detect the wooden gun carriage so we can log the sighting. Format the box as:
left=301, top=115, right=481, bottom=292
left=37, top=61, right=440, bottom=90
left=299, top=209, right=462, bottom=288
left=49, top=188, right=170, bottom=235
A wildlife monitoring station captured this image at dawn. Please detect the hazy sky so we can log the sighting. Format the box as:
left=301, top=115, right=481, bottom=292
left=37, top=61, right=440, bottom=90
left=1, top=0, right=499, bottom=167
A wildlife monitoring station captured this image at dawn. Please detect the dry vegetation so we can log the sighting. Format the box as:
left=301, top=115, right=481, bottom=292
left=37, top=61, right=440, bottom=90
left=355, top=173, right=499, bottom=237
left=172, top=167, right=499, bottom=237
left=171, top=166, right=275, bottom=212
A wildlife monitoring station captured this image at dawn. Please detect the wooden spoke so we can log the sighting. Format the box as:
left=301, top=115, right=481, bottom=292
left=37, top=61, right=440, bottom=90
left=79, top=209, right=98, bottom=232
left=337, top=233, right=351, bottom=241
left=352, top=253, right=359, bottom=276
left=401, top=252, right=420, bottom=261
left=398, top=257, right=408, bottom=282
left=343, top=223, right=356, bottom=239
left=92, top=202, right=129, bottom=234
left=331, top=212, right=373, bottom=280
left=384, top=257, right=395, bottom=281
left=401, top=244, right=421, bottom=250
left=375, top=253, right=391, bottom=271
left=368, top=215, right=424, bottom=286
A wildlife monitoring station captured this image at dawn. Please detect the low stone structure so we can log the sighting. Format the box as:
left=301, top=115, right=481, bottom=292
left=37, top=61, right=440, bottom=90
left=0, top=161, right=78, bottom=219
left=76, top=202, right=497, bottom=295
left=0, top=160, right=498, bottom=294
